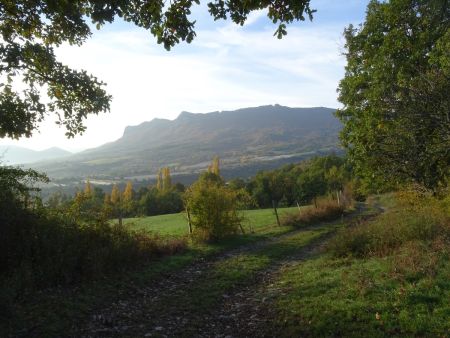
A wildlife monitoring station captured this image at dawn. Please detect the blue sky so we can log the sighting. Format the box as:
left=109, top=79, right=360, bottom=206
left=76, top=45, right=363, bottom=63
left=0, top=0, right=370, bottom=152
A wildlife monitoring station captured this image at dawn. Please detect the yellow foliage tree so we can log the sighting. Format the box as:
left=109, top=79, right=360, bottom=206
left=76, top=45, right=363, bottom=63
left=162, top=167, right=172, bottom=191
left=104, top=193, right=111, bottom=205
left=184, top=171, right=243, bottom=240
left=123, top=181, right=133, bottom=202
left=84, top=179, right=93, bottom=198
left=110, top=184, right=121, bottom=205
left=156, top=167, right=172, bottom=192
left=110, top=184, right=123, bottom=225
left=208, top=156, right=220, bottom=176
left=156, top=169, right=163, bottom=191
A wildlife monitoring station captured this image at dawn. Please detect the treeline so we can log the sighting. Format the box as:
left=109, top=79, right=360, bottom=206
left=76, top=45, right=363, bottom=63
left=230, top=154, right=353, bottom=209
left=47, top=168, right=186, bottom=222
left=46, top=154, right=353, bottom=222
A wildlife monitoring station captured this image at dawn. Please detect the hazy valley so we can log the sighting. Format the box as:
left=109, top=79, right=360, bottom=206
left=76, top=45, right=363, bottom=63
left=28, top=105, right=341, bottom=184
left=2, top=1, right=449, bottom=337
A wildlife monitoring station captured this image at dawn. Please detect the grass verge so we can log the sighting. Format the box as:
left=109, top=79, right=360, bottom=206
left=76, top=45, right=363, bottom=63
left=267, top=192, right=450, bottom=337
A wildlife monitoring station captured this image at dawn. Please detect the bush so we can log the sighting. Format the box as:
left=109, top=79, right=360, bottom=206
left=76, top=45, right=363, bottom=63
left=328, top=191, right=450, bottom=258
left=282, top=198, right=345, bottom=227
left=0, top=200, right=187, bottom=293
left=185, top=173, right=242, bottom=241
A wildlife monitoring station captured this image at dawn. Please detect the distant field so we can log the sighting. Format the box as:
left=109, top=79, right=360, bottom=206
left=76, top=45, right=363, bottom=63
left=123, top=207, right=300, bottom=238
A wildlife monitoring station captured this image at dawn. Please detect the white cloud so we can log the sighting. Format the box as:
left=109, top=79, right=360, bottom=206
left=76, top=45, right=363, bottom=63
left=0, top=20, right=348, bottom=152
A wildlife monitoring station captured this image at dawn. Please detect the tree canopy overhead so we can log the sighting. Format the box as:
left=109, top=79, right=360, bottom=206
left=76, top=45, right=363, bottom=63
left=0, top=0, right=314, bottom=139
left=337, top=0, right=450, bottom=190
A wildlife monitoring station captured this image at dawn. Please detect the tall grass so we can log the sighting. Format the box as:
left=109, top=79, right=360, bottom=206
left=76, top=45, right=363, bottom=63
left=281, top=197, right=346, bottom=227
left=328, top=190, right=450, bottom=259
left=0, top=206, right=187, bottom=294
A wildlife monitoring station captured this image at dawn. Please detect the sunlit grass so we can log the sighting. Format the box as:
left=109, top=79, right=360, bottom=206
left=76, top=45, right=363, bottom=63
left=122, top=206, right=300, bottom=237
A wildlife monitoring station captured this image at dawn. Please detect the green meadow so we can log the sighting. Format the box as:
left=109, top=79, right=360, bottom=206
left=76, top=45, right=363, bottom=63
left=122, top=206, right=300, bottom=238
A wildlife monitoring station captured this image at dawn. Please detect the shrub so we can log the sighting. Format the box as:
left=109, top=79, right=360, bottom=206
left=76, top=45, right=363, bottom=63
left=328, top=192, right=450, bottom=258
left=0, top=201, right=187, bottom=293
left=282, top=198, right=345, bottom=227
left=184, top=173, right=242, bottom=241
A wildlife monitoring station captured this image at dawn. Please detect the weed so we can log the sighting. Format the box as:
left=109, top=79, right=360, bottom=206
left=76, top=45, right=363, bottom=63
left=328, top=193, right=449, bottom=258
left=281, top=198, right=345, bottom=227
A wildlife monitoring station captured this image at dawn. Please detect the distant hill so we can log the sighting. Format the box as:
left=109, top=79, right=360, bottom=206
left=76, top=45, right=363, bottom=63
left=0, top=146, right=72, bottom=165
left=31, top=105, right=342, bottom=180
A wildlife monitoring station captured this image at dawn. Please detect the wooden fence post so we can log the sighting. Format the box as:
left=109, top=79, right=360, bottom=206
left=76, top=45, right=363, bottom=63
left=272, top=200, right=281, bottom=227
left=186, top=208, right=193, bottom=235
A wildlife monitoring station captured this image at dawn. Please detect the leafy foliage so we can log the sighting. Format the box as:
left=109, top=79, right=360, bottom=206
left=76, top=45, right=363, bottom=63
left=185, top=171, right=242, bottom=241
left=138, top=186, right=184, bottom=216
left=0, top=1, right=314, bottom=139
left=337, top=0, right=450, bottom=190
left=246, top=154, right=351, bottom=208
left=0, top=40, right=111, bottom=138
left=0, top=165, right=48, bottom=205
left=329, top=190, right=450, bottom=258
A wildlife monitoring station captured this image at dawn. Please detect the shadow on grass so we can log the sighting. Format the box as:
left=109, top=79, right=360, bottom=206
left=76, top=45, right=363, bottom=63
left=5, top=218, right=343, bottom=337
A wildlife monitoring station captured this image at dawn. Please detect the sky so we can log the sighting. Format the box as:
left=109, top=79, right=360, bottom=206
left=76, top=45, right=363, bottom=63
left=0, top=0, right=369, bottom=152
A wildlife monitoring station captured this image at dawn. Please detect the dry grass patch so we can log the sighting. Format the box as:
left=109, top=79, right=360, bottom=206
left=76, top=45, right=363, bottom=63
left=282, top=198, right=345, bottom=227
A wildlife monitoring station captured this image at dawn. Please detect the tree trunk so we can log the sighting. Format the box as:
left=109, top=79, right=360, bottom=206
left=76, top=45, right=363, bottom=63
left=272, top=200, right=281, bottom=227
left=336, top=190, right=341, bottom=206
left=296, top=201, right=301, bottom=212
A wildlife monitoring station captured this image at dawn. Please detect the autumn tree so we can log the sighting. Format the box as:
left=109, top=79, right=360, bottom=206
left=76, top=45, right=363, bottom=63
left=84, top=179, right=93, bottom=199
left=110, top=183, right=123, bottom=225
left=122, top=181, right=136, bottom=216
left=336, top=0, right=450, bottom=190
left=155, top=167, right=173, bottom=192
left=110, top=184, right=121, bottom=204
left=208, top=156, right=220, bottom=176
left=162, top=167, right=172, bottom=192
left=184, top=172, right=242, bottom=240
left=156, top=169, right=163, bottom=191
left=103, top=192, right=113, bottom=218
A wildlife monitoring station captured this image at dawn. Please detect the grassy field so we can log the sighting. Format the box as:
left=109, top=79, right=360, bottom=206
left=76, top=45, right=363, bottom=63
left=122, top=206, right=300, bottom=237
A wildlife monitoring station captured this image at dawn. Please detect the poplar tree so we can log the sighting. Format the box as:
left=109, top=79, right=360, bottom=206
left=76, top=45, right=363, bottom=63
left=123, top=181, right=134, bottom=202
left=103, top=193, right=111, bottom=206
left=110, top=184, right=121, bottom=204
left=162, top=167, right=172, bottom=192
left=102, top=192, right=113, bottom=218
left=123, top=181, right=135, bottom=216
left=156, top=169, right=163, bottom=192
left=208, top=156, right=220, bottom=176
left=84, top=179, right=93, bottom=198
left=110, top=184, right=123, bottom=225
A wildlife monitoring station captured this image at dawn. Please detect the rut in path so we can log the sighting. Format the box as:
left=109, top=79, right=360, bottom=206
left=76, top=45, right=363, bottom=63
left=78, top=209, right=377, bottom=338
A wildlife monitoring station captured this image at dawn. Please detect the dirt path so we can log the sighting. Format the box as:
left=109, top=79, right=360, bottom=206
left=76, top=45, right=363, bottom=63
left=194, top=231, right=335, bottom=338
left=77, top=209, right=374, bottom=338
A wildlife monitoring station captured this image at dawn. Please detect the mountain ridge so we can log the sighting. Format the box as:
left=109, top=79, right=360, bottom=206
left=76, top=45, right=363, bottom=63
left=0, top=145, right=72, bottom=165
left=30, top=105, right=342, bottom=180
